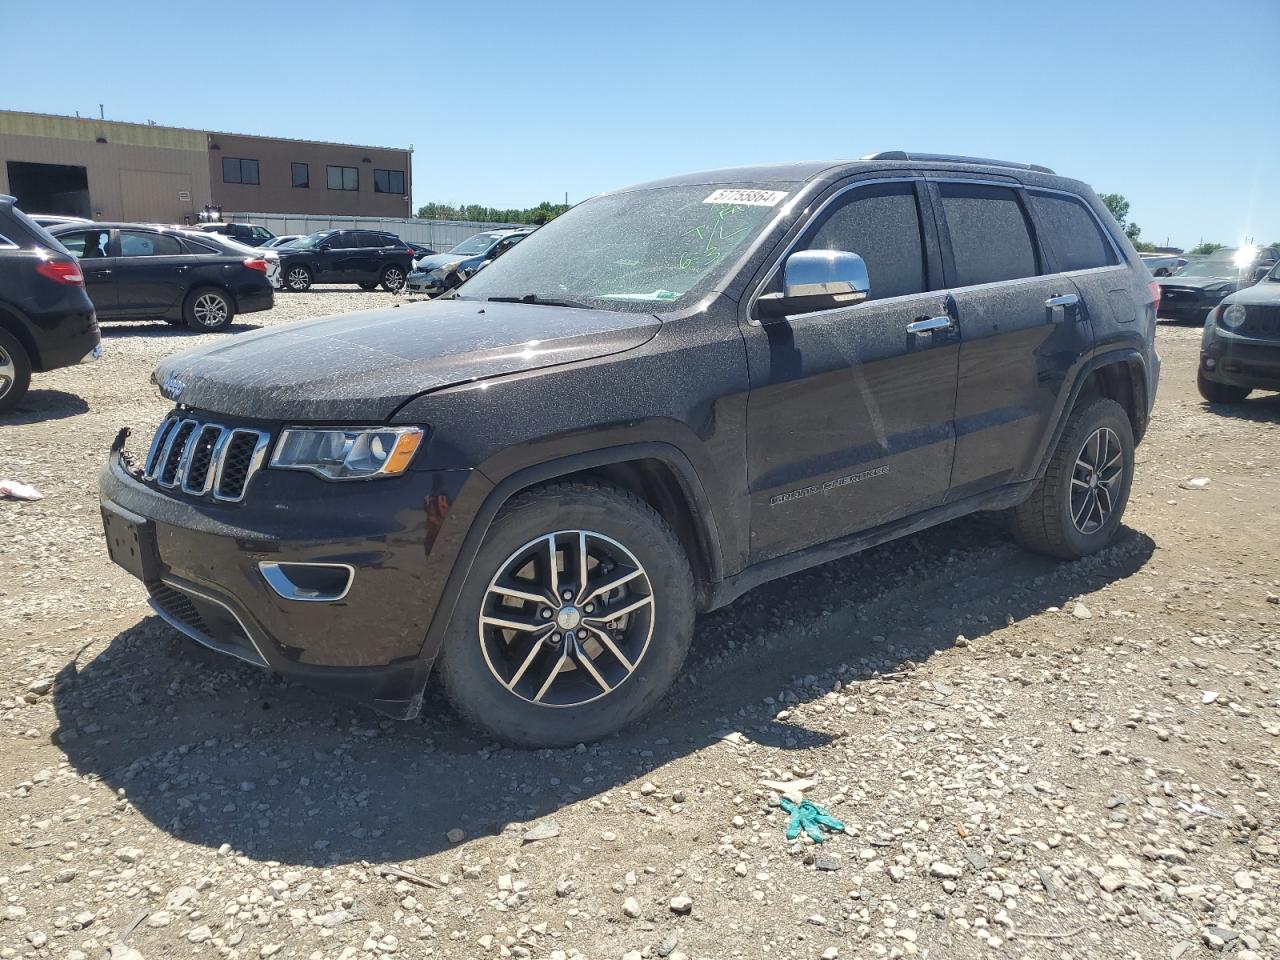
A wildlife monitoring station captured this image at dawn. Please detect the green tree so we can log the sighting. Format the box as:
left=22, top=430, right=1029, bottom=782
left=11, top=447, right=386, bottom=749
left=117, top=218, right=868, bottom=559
left=1099, top=193, right=1130, bottom=227
left=415, top=200, right=571, bottom=225
left=1189, top=242, right=1225, bottom=256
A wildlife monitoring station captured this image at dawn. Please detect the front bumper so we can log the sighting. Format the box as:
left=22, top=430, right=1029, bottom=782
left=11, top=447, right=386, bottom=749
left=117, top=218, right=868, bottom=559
left=406, top=271, right=448, bottom=295
left=1158, top=297, right=1216, bottom=322
left=99, top=436, right=472, bottom=717
left=1201, top=327, right=1280, bottom=391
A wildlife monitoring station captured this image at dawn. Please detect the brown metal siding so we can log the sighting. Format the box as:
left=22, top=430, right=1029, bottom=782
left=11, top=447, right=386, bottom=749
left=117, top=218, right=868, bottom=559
left=207, top=133, right=412, bottom=218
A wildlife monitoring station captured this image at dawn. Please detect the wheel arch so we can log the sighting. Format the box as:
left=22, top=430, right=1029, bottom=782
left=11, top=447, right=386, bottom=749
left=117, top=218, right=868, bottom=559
left=0, top=302, right=41, bottom=370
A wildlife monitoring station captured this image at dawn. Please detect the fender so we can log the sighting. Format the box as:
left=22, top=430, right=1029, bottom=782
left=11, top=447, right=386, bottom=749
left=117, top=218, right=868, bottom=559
left=414, top=441, right=726, bottom=666
left=0, top=299, right=42, bottom=369
left=1032, top=345, right=1150, bottom=481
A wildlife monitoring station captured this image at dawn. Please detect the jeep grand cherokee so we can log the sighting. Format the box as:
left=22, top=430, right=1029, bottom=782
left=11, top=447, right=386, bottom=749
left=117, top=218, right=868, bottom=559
left=100, top=153, right=1160, bottom=746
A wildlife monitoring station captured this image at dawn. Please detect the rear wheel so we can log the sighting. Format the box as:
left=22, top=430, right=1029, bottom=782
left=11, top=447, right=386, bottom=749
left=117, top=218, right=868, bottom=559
left=358, top=281, right=379, bottom=291
left=439, top=481, right=695, bottom=747
left=1197, top=372, right=1250, bottom=404
left=0, top=328, right=33, bottom=413
left=184, top=287, right=235, bottom=331
left=284, top=265, right=312, bottom=292
left=380, top=265, right=406, bottom=292
left=1010, top=397, right=1134, bottom=560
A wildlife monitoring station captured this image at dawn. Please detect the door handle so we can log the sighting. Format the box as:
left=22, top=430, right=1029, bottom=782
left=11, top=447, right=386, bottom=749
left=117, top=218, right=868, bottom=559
left=1045, top=293, right=1079, bottom=308
left=89, top=269, right=112, bottom=277
left=906, top=315, right=956, bottom=336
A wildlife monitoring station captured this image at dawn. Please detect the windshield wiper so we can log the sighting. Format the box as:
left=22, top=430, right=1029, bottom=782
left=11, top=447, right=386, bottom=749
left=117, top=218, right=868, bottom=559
left=487, top=294, right=595, bottom=310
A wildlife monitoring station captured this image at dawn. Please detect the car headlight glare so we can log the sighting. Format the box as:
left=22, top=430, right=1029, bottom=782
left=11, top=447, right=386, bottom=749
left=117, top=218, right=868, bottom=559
left=1220, top=303, right=1247, bottom=330
left=270, top=427, right=424, bottom=480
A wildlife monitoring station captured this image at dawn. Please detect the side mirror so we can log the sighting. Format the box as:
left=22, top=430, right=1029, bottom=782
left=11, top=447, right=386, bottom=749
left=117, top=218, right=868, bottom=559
left=757, top=250, right=870, bottom=319
left=318, top=244, right=332, bottom=252
left=1254, top=265, right=1270, bottom=282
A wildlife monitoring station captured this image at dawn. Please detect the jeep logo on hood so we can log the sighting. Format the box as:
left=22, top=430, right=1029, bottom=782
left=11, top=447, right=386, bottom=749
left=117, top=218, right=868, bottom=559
left=161, top=371, right=185, bottom=401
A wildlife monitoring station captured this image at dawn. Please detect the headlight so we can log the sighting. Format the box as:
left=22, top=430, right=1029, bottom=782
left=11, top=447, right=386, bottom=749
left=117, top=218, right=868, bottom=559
left=1204, top=286, right=1231, bottom=298
left=431, top=261, right=462, bottom=278
left=1220, top=303, right=1247, bottom=329
left=270, top=427, right=424, bottom=480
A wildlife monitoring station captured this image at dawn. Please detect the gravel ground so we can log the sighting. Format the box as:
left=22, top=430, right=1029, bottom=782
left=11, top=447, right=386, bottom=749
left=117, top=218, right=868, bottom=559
left=0, top=292, right=1277, bottom=960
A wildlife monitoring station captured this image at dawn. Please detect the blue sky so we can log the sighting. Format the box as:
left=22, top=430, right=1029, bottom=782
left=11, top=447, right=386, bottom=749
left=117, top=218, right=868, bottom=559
left=5, top=0, right=1278, bottom=247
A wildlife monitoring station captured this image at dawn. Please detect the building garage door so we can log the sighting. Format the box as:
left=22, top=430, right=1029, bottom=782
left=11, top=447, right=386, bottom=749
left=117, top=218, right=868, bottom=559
left=119, top=169, right=196, bottom=225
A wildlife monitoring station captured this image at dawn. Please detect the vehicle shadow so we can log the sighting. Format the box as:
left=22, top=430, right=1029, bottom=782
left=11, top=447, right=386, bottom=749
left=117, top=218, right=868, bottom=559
left=1201, top=391, right=1280, bottom=423
left=2, top=389, right=90, bottom=424
left=51, top=518, right=1155, bottom=867
left=99, top=321, right=264, bottom=338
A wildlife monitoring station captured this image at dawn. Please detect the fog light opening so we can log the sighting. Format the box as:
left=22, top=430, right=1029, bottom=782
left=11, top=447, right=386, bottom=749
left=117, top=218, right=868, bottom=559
left=259, top=562, right=355, bottom=602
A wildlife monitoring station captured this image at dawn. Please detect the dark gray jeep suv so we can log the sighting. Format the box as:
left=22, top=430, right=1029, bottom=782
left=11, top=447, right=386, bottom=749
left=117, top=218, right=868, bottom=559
left=100, top=153, right=1160, bottom=746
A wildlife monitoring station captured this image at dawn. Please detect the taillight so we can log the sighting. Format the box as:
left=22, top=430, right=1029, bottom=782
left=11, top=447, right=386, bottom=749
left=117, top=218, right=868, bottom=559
left=243, top=258, right=269, bottom=274
left=1147, top=280, right=1161, bottom=311
left=35, top=257, right=85, bottom=286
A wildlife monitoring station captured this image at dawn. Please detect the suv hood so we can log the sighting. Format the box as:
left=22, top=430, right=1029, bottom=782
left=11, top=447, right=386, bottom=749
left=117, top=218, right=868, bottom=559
left=1222, top=280, right=1280, bottom=306
left=153, top=299, right=661, bottom=421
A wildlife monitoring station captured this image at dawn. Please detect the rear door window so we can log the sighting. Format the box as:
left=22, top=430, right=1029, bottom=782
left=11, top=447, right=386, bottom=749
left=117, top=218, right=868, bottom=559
left=793, top=181, right=928, bottom=301
left=938, top=183, right=1038, bottom=286
left=1029, top=191, right=1118, bottom=272
left=119, top=231, right=183, bottom=257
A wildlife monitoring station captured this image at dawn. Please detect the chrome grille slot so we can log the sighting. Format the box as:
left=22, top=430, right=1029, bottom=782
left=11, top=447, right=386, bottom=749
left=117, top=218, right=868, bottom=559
left=141, top=414, right=270, bottom=502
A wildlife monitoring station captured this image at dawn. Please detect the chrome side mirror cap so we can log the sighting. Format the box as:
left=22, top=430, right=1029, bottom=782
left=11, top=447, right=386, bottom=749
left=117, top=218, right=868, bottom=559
left=758, top=250, right=870, bottom=319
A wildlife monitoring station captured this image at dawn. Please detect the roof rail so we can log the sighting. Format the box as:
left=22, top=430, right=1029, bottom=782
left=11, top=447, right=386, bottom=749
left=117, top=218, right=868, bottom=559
left=860, top=152, right=1055, bottom=175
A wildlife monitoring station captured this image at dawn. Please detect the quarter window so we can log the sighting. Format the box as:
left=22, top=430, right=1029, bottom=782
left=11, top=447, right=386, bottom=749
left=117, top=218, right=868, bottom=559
left=1029, top=191, right=1118, bottom=272
left=938, top=183, right=1038, bottom=286
left=327, top=165, right=359, bottom=191
left=291, top=162, right=310, bottom=188
left=795, top=181, right=928, bottom=301
left=119, top=231, right=183, bottom=257
left=373, top=169, right=405, bottom=194
left=222, top=157, right=260, bottom=185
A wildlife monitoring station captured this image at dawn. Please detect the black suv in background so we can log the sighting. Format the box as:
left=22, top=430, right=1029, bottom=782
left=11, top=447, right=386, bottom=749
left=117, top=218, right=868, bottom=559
left=100, top=154, right=1159, bottom=747
left=49, top=223, right=274, bottom=330
left=0, top=195, right=99, bottom=411
left=275, top=230, right=414, bottom=292
left=195, top=222, right=277, bottom=247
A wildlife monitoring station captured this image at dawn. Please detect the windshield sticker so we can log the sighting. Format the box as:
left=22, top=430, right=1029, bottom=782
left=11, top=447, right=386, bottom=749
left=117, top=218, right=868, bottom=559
left=702, top=188, right=788, bottom=207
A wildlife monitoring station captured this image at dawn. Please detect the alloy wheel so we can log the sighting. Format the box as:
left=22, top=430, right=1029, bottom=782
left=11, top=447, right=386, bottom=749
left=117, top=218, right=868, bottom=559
left=0, top=345, right=13, bottom=399
left=1070, top=426, right=1124, bottom=534
left=287, top=268, right=310, bottom=290
left=478, top=530, right=655, bottom=707
left=382, top=267, right=405, bottom=291
left=192, top=293, right=229, bottom=328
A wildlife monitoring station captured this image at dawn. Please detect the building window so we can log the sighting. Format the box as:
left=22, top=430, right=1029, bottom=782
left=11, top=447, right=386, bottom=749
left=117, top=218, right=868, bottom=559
left=327, top=165, right=359, bottom=191
left=222, top=157, right=259, bottom=185
left=373, top=169, right=405, bottom=195
left=291, top=162, right=310, bottom=188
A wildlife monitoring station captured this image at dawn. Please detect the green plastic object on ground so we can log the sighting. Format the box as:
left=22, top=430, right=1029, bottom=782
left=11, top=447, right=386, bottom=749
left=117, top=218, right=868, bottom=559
left=780, top=798, right=845, bottom=843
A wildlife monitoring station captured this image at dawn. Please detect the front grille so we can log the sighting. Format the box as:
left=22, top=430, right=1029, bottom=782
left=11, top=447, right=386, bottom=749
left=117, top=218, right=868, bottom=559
left=1240, top=305, right=1280, bottom=339
left=143, top=414, right=270, bottom=502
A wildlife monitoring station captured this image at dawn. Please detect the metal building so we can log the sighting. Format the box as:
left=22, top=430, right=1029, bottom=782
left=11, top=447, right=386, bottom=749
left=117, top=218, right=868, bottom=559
left=0, top=110, right=412, bottom=224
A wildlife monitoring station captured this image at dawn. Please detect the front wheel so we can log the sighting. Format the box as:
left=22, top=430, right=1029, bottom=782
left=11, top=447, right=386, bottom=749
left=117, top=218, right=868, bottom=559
left=1197, top=373, right=1250, bottom=404
left=0, top=328, right=33, bottom=413
left=1010, top=397, right=1134, bottom=560
left=438, top=481, right=694, bottom=747
left=379, top=265, right=406, bottom=292
left=358, top=281, right=379, bottom=291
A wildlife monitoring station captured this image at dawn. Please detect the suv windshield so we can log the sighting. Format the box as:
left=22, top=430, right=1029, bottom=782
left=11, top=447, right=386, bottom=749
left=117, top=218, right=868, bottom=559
left=289, top=232, right=331, bottom=250
left=449, top=233, right=500, bottom=256
left=459, top=182, right=797, bottom=310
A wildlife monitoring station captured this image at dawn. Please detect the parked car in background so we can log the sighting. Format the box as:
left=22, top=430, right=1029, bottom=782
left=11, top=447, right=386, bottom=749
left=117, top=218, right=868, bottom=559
left=0, top=196, right=99, bottom=411
left=180, top=230, right=283, bottom=290
left=1158, top=246, right=1280, bottom=322
left=1198, top=259, right=1280, bottom=403
left=29, top=213, right=92, bottom=230
left=50, top=222, right=273, bottom=330
left=265, top=235, right=302, bottom=249
left=406, top=228, right=534, bottom=296
left=1139, top=252, right=1183, bottom=277
left=195, top=222, right=277, bottom=247
left=406, top=241, right=438, bottom=260
left=99, top=154, right=1159, bottom=746
left=275, top=229, right=414, bottom=292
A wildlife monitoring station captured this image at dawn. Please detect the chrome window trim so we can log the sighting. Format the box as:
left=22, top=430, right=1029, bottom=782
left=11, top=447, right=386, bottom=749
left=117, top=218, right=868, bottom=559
left=747, top=176, right=925, bottom=323
left=258, top=562, right=356, bottom=603
left=0, top=233, right=16, bottom=250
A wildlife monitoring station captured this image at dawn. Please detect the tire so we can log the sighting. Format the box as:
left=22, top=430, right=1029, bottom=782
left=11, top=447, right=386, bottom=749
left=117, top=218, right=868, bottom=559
left=1197, top=372, right=1250, bottom=404
left=284, top=265, right=312, bottom=292
left=0, top=328, right=33, bottom=413
left=163, top=317, right=185, bottom=326
left=358, top=281, right=379, bottom=291
left=438, top=480, right=695, bottom=747
left=379, top=265, right=406, bottom=292
left=1010, top=397, right=1134, bottom=560
left=183, top=287, right=235, bottom=331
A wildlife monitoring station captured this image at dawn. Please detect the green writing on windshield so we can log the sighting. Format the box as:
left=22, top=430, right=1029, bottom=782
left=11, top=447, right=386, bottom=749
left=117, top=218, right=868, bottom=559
left=677, top=204, right=750, bottom=271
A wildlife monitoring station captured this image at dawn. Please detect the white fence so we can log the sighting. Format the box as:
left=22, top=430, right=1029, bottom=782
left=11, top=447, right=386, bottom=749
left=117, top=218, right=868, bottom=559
left=227, top=212, right=520, bottom=249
